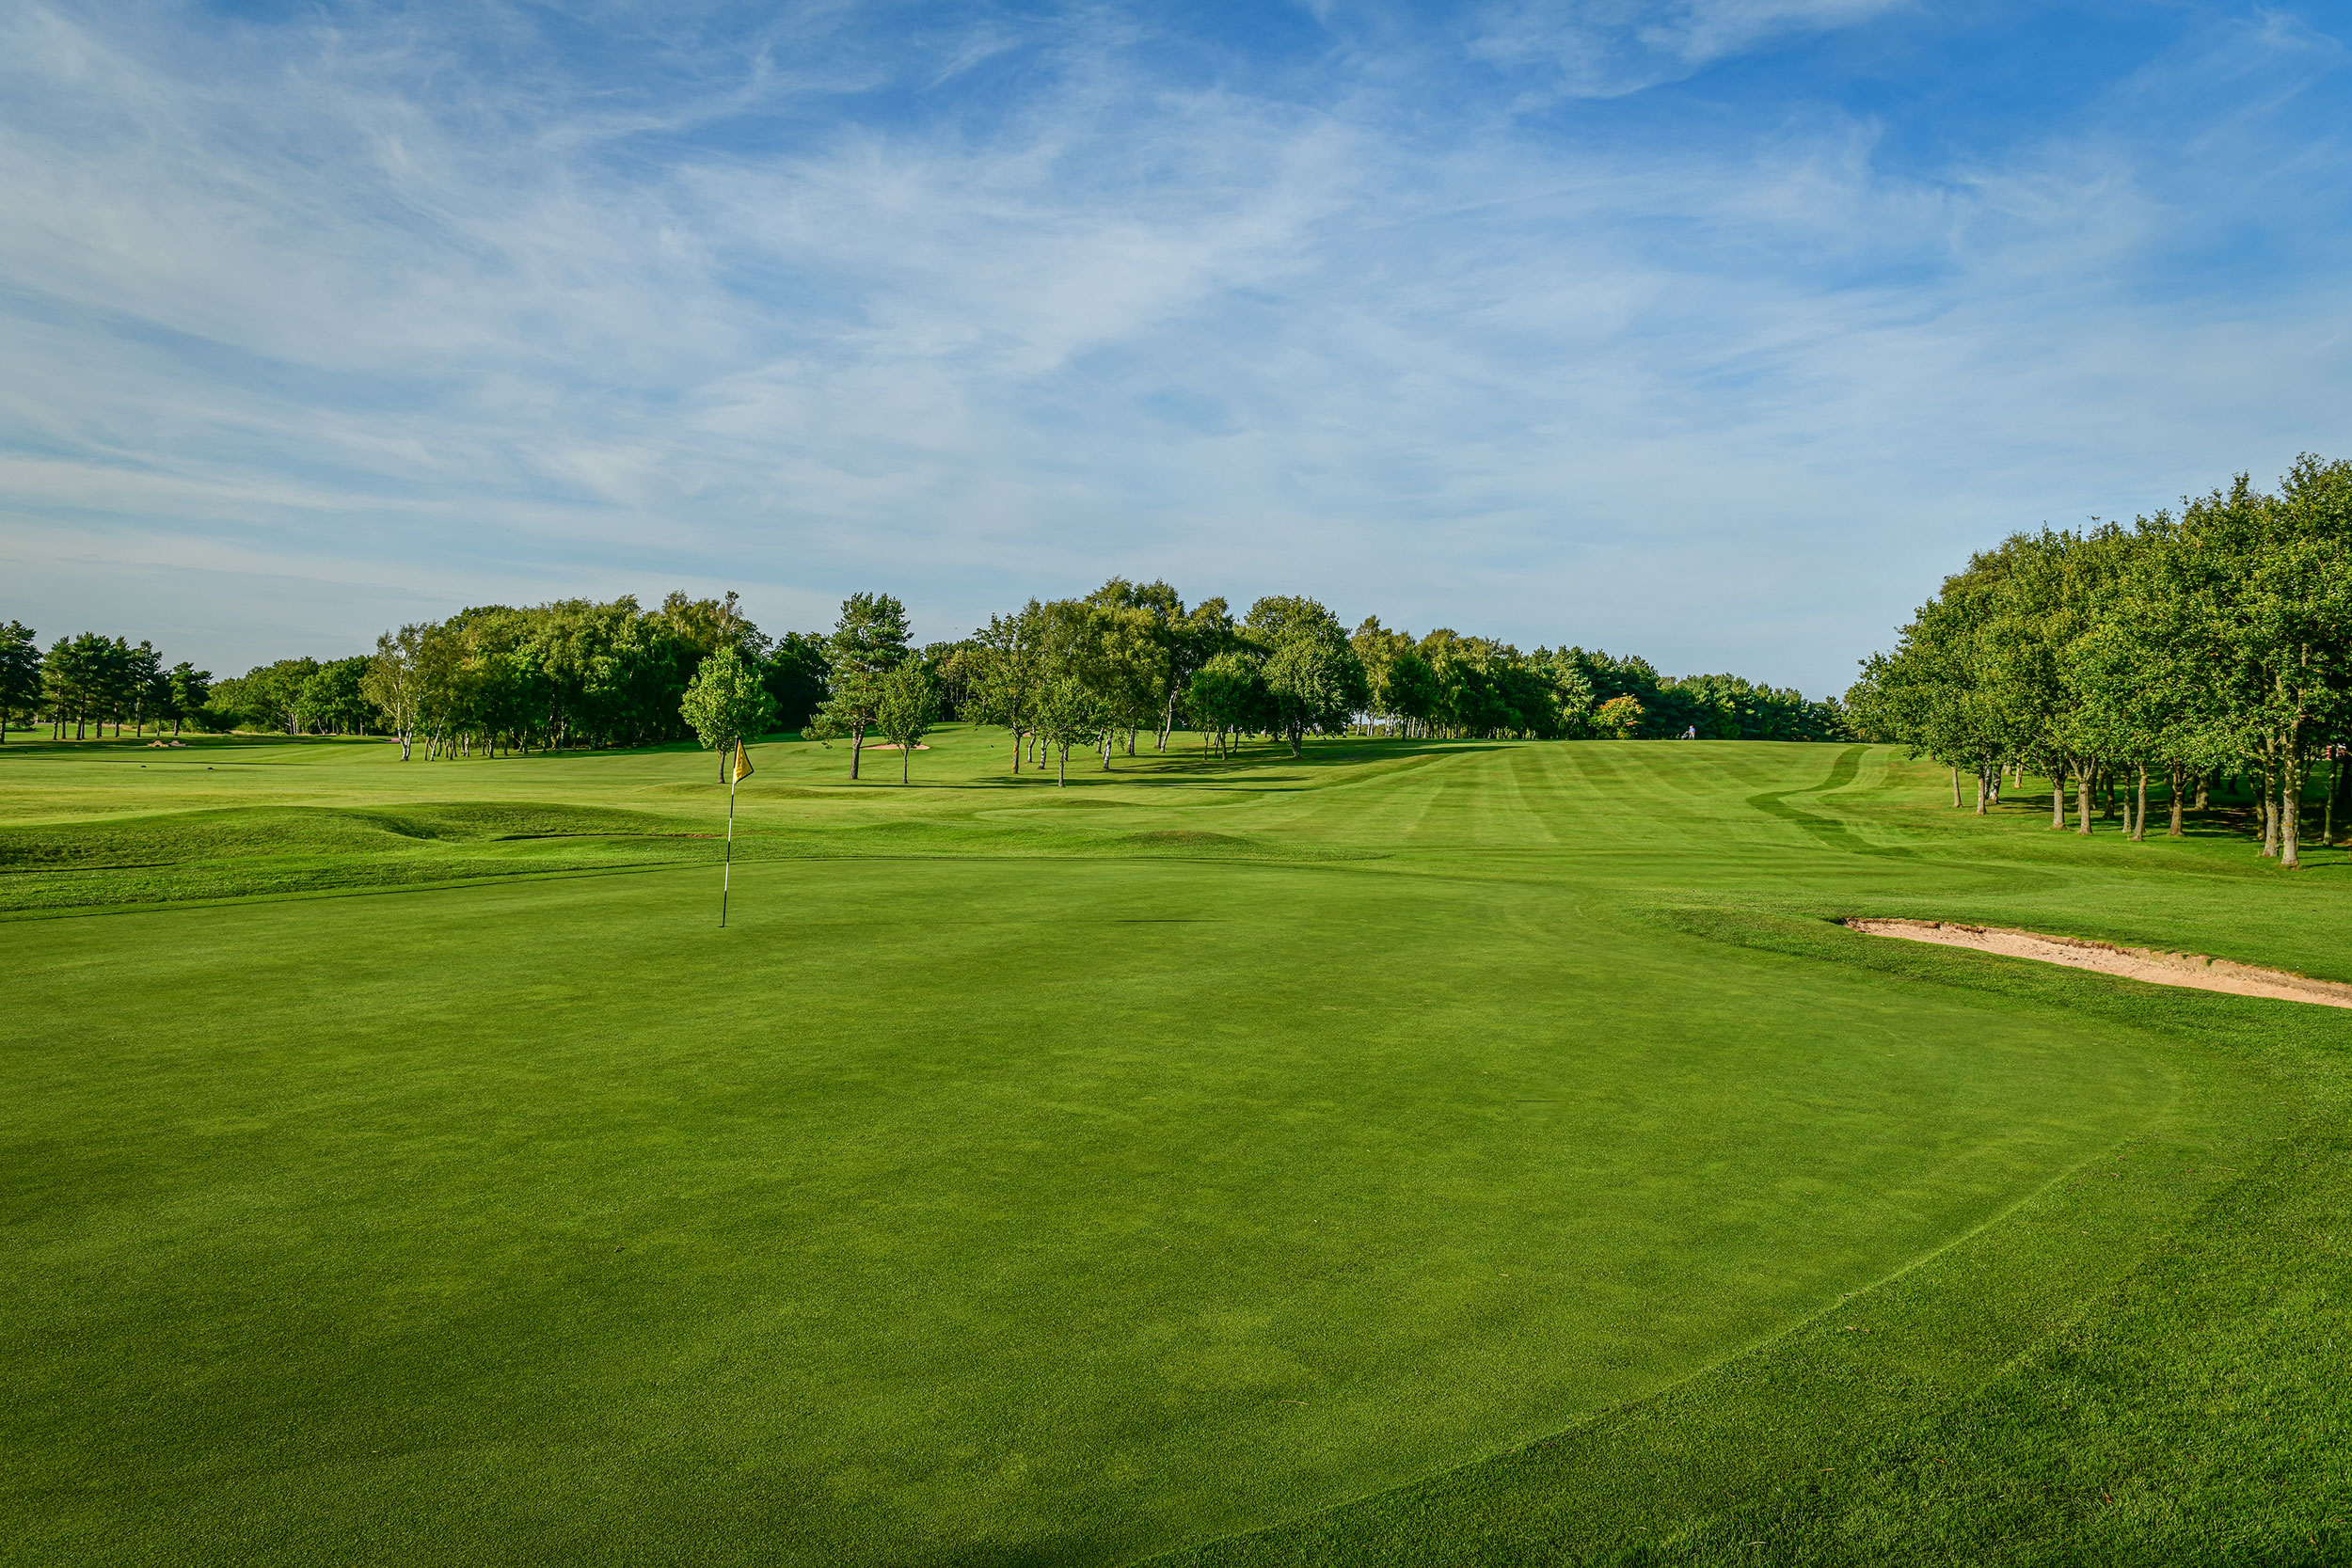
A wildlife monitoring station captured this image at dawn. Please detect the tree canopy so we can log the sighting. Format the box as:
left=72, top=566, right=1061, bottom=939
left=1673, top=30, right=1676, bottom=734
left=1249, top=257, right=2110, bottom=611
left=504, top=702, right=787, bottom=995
left=10, top=578, right=1844, bottom=771
left=1850, top=454, right=2352, bottom=865
left=680, top=646, right=777, bottom=780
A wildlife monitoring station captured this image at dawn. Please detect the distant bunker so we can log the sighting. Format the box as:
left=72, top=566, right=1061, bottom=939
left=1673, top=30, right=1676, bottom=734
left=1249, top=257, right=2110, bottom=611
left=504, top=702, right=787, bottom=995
left=1845, top=918, right=2352, bottom=1010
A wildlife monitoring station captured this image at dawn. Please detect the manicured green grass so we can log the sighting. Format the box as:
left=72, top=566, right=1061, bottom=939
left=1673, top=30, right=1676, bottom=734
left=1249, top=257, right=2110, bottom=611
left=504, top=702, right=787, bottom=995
left=3, top=729, right=2346, bottom=1565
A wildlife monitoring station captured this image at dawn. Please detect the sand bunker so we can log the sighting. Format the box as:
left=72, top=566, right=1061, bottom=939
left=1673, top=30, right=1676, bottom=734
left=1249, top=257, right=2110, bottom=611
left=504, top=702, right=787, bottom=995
left=859, top=742, right=930, bottom=751
left=1846, top=918, right=2352, bottom=1009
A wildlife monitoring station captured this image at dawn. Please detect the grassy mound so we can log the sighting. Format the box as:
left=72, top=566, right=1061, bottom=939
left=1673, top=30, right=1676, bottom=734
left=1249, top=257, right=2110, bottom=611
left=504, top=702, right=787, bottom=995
left=0, top=801, right=708, bottom=911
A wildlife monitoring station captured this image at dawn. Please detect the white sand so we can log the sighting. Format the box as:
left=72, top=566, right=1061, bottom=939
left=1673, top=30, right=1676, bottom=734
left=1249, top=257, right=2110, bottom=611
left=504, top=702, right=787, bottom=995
left=1845, top=918, right=2352, bottom=1009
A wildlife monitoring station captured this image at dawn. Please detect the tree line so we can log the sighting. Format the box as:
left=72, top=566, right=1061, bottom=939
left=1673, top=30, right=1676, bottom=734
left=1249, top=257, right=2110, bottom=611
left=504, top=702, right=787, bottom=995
left=792, top=580, right=1843, bottom=784
left=352, top=593, right=828, bottom=761
left=0, top=594, right=825, bottom=753
left=0, top=626, right=212, bottom=743
left=1846, top=453, right=2352, bottom=867
left=2, top=581, right=1846, bottom=769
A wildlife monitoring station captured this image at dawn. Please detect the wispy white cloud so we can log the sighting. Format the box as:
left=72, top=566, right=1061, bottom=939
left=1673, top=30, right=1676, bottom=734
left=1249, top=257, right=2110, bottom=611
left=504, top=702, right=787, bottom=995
left=1, top=2, right=2348, bottom=692
left=1468, top=0, right=1910, bottom=97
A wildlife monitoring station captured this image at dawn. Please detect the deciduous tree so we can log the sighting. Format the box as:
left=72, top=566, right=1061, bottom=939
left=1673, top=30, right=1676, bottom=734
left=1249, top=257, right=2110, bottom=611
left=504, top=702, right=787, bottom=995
left=1244, top=595, right=1368, bottom=757
left=681, top=646, right=777, bottom=781
left=873, top=655, right=940, bottom=784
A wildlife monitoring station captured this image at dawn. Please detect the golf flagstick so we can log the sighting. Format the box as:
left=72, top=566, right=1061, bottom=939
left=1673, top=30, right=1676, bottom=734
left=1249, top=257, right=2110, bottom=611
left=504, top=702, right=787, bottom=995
left=722, top=739, right=752, bottom=926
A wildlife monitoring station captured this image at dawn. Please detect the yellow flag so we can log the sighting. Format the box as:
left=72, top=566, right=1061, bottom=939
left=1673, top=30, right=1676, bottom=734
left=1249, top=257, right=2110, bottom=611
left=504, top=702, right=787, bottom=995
left=733, top=741, right=755, bottom=784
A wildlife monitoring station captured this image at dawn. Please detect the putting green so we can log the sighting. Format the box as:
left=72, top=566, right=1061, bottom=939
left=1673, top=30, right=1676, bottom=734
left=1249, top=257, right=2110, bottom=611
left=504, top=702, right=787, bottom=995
left=1, top=732, right=2335, bottom=1565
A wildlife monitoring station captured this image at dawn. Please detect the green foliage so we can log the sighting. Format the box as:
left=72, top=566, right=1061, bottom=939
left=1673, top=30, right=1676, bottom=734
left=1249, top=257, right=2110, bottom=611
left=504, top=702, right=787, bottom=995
left=33, top=576, right=1842, bottom=768
left=361, top=626, right=425, bottom=756
left=248, top=657, right=319, bottom=735
left=1184, top=650, right=1266, bottom=758
left=1343, top=630, right=1835, bottom=743
left=1245, top=594, right=1369, bottom=755
left=294, top=657, right=373, bottom=736
left=0, top=620, right=39, bottom=739
left=364, top=592, right=803, bottom=758
left=678, top=645, right=776, bottom=776
left=961, top=608, right=1041, bottom=763
left=1032, top=672, right=1113, bottom=784
left=1855, top=454, right=2352, bottom=858
left=760, top=630, right=831, bottom=731
left=872, top=654, right=940, bottom=783
left=826, top=591, right=912, bottom=681
left=816, top=591, right=913, bottom=777
left=40, top=632, right=132, bottom=737
left=1385, top=646, right=1439, bottom=732
left=159, top=661, right=211, bottom=736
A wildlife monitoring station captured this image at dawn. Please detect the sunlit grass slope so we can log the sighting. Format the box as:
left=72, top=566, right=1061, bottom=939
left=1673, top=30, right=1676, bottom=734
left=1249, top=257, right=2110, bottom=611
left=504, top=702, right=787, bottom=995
left=3, top=729, right=2345, bottom=1565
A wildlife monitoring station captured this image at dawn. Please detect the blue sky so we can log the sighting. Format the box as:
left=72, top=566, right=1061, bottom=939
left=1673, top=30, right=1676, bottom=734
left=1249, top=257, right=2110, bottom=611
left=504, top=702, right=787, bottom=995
left=3, top=1, right=2347, bottom=695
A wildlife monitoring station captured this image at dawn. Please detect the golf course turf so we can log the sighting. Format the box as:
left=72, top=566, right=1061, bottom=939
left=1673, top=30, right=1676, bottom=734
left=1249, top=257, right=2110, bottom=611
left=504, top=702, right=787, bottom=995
left=4, top=731, right=2346, bottom=1564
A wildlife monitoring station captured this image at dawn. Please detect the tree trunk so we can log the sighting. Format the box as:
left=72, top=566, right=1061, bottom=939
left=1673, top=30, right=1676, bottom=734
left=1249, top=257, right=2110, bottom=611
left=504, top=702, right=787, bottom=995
left=902, top=746, right=910, bottom=784
left=2330, top=752, right=2348, bottom=846
left=850, top=724, right=864, bottom=780
left=2131, top=767, right=2147, bottom=841
left=1010, top=727, right=1022, bottom=774
left=2075, top=763, right=2093, bottom=836
left=2052, top=775, right=2065, bottom=830
left=2281, top=750, right=2303, bottom=869
left=1057, top=742, right=1068, bottom=786
left=2168, top=765, right=2185, bottom=836
left=1973, top=767, right=1988, bottom=816
left=1951, top=766, right=1963, bottom=808
left=2260, top=746, right=2281, bottom=857
left=2196, top=774, right=2208, bottom=813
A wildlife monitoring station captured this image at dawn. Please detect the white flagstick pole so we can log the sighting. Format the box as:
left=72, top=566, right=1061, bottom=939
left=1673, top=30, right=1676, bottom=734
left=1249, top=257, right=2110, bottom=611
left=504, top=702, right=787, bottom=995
left=723, top=757, right=738, bottom=927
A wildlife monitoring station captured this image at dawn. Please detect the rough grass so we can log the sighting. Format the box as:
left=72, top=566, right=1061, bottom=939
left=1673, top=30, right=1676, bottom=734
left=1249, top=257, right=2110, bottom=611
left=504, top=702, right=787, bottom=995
left=2, top=727, right=2345, bottom=1566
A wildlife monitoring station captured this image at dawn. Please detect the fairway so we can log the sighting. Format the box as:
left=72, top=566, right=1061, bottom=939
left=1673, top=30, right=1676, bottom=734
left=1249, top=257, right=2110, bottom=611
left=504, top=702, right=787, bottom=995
left=6, top=731, right=2347, bottom=1565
